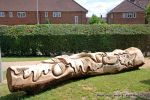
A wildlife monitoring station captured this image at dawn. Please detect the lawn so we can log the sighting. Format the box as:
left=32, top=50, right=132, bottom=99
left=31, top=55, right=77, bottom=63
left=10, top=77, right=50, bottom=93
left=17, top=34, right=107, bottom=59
left=0, top=69, right=150, bottom=100
left=2, top=57, right=50, bottom=62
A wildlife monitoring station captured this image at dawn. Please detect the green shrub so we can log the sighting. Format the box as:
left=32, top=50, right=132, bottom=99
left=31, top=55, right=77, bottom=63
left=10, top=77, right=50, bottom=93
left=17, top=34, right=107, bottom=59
left=88, top=14, right=106, bottom=24
left=0, top=24, right=150, bottom=56
left=146, top=4, right=150, bottom=24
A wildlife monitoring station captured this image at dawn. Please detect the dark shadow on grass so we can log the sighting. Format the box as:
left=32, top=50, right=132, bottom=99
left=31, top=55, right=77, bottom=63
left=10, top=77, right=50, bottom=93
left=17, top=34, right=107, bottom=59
left=140, top=79, right=150, bottom=85
left=0, top=77, right=91, bottom=100
left=0, top=68, right=140, bottom=100
left=0, top=92, right=26, bottom=100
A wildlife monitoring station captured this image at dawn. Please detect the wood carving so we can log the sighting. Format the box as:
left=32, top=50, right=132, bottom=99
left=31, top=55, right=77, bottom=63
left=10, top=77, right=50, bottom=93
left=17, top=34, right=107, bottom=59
left=6, top=47, right=144, bottom=93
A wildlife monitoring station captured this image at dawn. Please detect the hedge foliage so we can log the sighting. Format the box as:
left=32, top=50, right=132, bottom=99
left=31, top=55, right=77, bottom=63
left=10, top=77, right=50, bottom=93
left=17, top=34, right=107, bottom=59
left=0, top=24, right=150, bottom=56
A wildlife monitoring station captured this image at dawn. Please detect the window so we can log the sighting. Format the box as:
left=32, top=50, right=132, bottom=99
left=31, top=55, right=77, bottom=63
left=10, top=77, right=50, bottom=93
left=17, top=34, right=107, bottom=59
left=17, top=12, right=26, bottom=18
left=45, top=12, right=48, bottom=17
left=0, top=11, right=5, bottom=17
left=53, top=12, right=61, bottom=17
left=123, top=12, right=136, bottom=18
left=9, top=12, right=13, bottom=17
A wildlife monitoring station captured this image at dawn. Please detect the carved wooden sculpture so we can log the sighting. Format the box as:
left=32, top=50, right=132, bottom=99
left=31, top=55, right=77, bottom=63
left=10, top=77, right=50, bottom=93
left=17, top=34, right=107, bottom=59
left=7, top=47, right=144, bottom=93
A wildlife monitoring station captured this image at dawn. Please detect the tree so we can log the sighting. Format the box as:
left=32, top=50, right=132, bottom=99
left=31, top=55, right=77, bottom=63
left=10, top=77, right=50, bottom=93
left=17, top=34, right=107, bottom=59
left=88, top=14, right=106, bottom=24
left=145, top=4, right=150, bottom=24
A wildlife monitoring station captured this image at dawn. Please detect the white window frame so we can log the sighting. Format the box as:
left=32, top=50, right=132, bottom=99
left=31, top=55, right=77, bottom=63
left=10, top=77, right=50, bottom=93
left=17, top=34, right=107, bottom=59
left=74, top=16, right=79, bottom=24
left=123, top=12, right=136, bottom=18
left=45, top=12, right=48, bottom=17
left=17, top=12, right=26, bottom=18
left=133, top=13, right=136, bottom=18
left=9, top=12, right=13, bottom=17
left=0, top=11, right=5, bottom=17
left=53, top=12, right=61, bottom=17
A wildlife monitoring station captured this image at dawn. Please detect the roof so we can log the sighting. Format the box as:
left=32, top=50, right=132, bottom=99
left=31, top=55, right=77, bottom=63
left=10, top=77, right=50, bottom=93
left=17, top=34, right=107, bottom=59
left=108, top=0, right=150, bottom=13
left=134, top=0, right=150, bottom=9
left=0, top=0, right=88, bottom=12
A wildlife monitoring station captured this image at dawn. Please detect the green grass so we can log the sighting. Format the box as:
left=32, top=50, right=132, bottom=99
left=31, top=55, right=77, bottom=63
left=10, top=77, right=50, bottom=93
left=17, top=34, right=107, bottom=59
left=0, top=69, right=150, bottom=100
left=2, top=57, right=50, bottom=62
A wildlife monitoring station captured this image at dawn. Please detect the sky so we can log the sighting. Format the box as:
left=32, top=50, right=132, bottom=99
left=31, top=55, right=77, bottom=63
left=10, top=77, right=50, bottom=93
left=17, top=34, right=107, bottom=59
left=75, top=0, right=124, bottom=17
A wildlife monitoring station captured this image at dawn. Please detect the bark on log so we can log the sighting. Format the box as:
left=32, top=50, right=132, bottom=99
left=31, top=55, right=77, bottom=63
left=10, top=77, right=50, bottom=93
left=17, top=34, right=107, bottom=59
left=6, top=47, right=144, bottom=93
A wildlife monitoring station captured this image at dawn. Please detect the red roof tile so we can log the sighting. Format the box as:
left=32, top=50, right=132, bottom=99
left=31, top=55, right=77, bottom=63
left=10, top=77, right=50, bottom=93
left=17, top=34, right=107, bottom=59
left=134, top=0, right=150, bottom=9
left=109, top=0, right=150, bottom=13
left=0, top=0, right=88, bottom=12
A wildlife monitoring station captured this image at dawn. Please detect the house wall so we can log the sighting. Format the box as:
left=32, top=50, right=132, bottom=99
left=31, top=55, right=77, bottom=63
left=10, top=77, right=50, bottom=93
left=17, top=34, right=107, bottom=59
left=39, top=11, right=87, bottom=24
left=0, top=11, right=87, bottom=25
left=0, top=11, right=37, bottom=25
left=107, top=12, right=146, bottom=24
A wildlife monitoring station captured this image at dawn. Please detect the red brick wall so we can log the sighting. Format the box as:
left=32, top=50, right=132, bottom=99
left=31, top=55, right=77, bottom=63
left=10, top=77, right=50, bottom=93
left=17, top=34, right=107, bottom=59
left=0, top=11, right=37, bottom=25
left=39, top=11, right=87, bottom=24
left=0, top=11, right=87, bottom=25
left=107, top=12, right=146, bottom=24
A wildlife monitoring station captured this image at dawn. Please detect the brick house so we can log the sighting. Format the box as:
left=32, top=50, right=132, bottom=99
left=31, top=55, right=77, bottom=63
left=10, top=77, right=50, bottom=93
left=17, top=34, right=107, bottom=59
left=107, top=0, right=150, bottom=24
left=0, top=0, right=88, bottom=25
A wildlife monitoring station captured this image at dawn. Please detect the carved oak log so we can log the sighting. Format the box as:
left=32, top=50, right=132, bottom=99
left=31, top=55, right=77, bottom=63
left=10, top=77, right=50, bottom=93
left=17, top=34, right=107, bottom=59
left=6, top=47, right=144, bottom=93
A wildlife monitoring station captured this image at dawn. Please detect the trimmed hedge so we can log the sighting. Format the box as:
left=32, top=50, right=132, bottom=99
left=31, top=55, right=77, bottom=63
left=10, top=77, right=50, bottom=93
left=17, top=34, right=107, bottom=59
left=0, top=24, right=150, bottom=56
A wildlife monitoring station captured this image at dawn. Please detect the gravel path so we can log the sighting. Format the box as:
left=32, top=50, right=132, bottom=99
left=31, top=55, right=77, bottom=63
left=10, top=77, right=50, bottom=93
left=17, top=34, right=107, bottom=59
left=141, top=58, right=150, bottom=69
